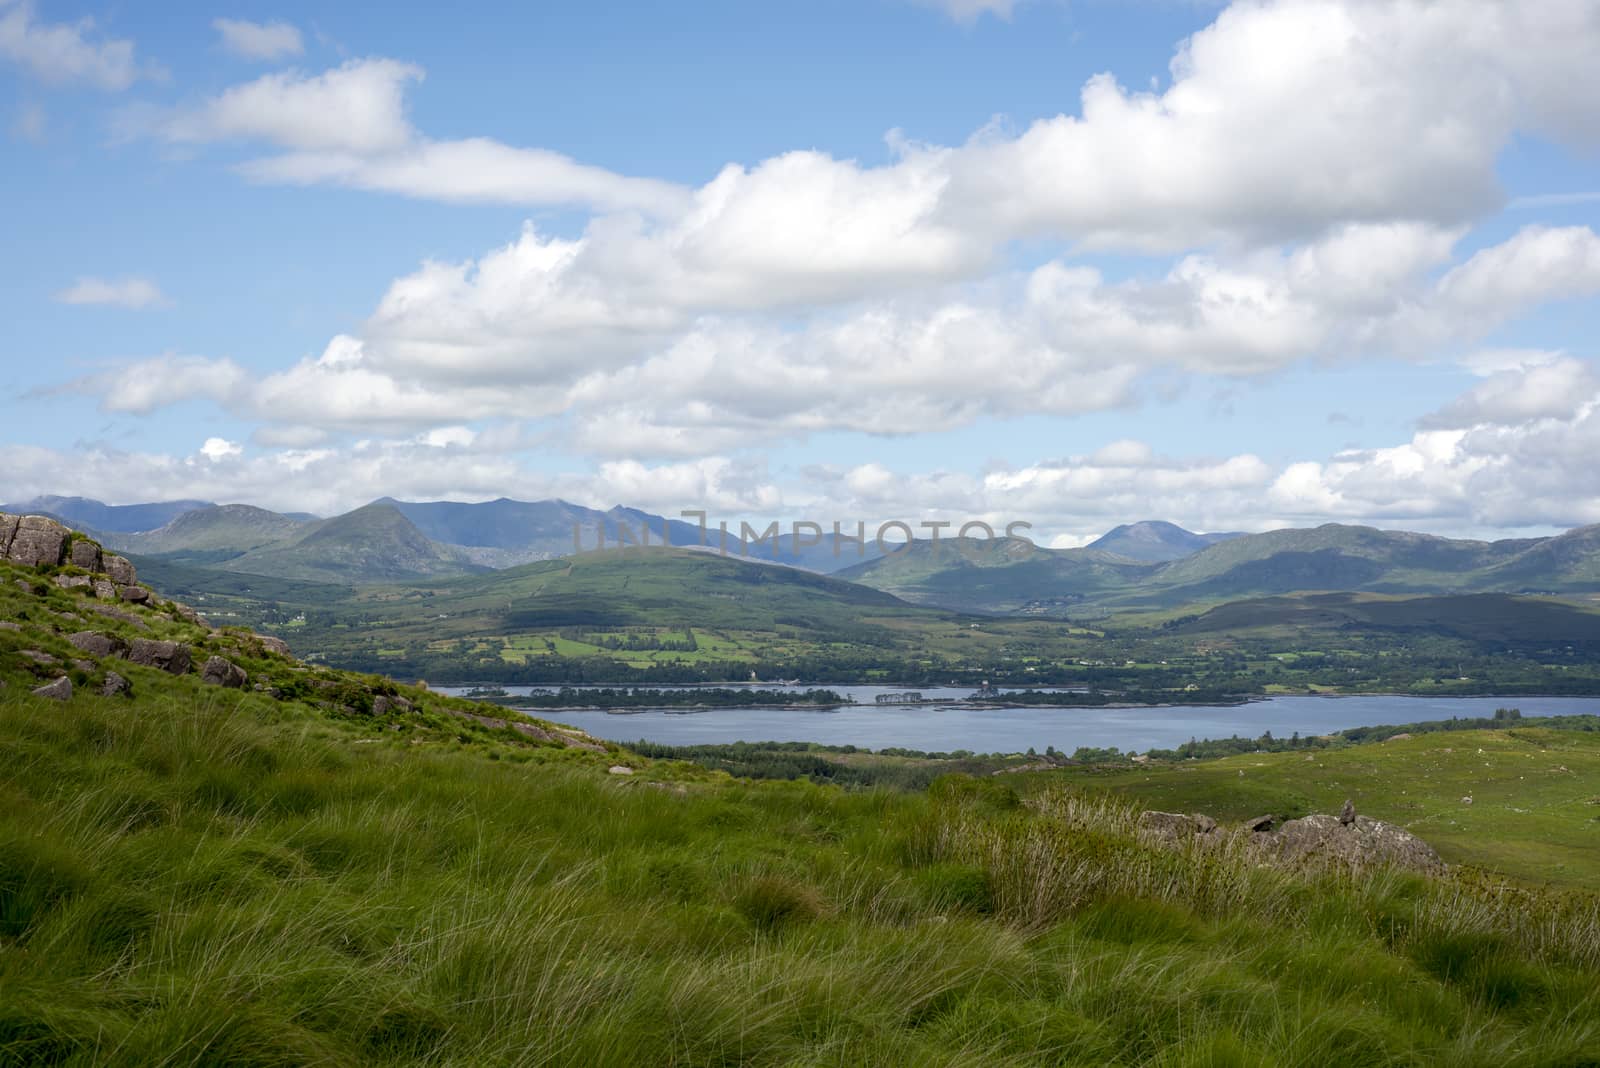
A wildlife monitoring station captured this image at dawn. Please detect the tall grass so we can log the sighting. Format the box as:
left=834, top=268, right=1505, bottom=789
left=2, top=690, right=1598, bottom=1065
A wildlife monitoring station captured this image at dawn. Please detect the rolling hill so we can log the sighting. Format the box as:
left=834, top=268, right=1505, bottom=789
left=214, top=502, right=480, bottom=583
left=100, top=503, right=312, bottom=563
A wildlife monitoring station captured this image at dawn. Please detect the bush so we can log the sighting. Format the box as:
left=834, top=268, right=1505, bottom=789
left=731, top=874, right=826, bottom=933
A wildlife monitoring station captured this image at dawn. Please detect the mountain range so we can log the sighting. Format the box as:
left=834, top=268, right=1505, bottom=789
left=6, top=495, right=1599, bottom=617
left=842, top=522, right=1600, bottom=615
left=0, top=495, right=890, bottom=581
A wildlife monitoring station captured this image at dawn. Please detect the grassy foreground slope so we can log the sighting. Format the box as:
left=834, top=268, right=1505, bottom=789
left=6, top=547, right=1600, bottom=1063
left=3, top=697, right=1600, bottom=1065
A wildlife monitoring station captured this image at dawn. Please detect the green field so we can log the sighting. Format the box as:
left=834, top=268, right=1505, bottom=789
left=1021, top=727, right=1600, bottom=889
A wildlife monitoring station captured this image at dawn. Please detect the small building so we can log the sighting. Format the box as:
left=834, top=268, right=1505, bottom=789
left=875, top=691, right=922, bottom=704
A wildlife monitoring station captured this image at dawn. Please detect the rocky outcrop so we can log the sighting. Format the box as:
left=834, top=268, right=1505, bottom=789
left=68, top=631, right=129, bottom=659
left=69, top=539, right=102, bottom=572
left=1261, top=814, right=1445, bottom=874
left=0, top=513, right=17, bottom=557
left=6, top=516, right=69, bottom=567
left=258, top=635, right=291, bottom=656
left=32, top=677, right=72, bottom=701
left=54, top=575, right=92, bottom=591
left=201, top=656, right=247, bottom=688
left=118, top=585, right=151, bottom=604
left=1139, top=806, right=1445, bottom=875
left=128, top=639, right=191, bottom=675
left=101, top=671, right=131, bottom=697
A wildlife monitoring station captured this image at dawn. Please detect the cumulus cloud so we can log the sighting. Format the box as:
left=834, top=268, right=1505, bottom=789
left=1422, top=356, right=1598, bottom=429
left=0, top=0, right=158, bottom=89
left=53, top=276, right=167, bottom=309
left=53, top=222, right=1600, bottom=456
left=212, top=17, right=303, bottom=61
left=1273, top=359, right=1600, bottom=528
left=143, top=1, right=1600, bottom=249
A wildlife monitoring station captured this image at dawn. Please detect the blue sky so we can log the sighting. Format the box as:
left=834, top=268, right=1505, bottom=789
left=3, top=0, right=1599, bottom=542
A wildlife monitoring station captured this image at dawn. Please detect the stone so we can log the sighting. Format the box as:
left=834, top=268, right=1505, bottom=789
left=31, top=677, right=72, bottom=701
left=1259, top=813, right=1444, bottom=875
left=257, top=635, right=291, bottom=656
left=0, top=621, right=20, bottom=632
left=608, top=765, right=635, bottom=775
left=18, top=650, right=58, bottom=665
left=103, top=555, right=137, bottom=586
left=1339, top=799, right=1356, bottom=826
left=68, top=631, right=128, bottom=659
left=7, top=516, right=69, bottom=568
left=128, top=639, right=191, bottom=675
left=54, top=575, right=92, bottom=591
left=372, top=695, right=391, bottom=715
left=173, top=604, right=202, bottom=625
left=0, top=513, right=17, bottom=557
left=68, top=539, right=102, bottom=572
left=118, top=585, right=151, bottom=604
left=1138, top=811, right=1222, bottom=844
left=93, top=580, right=117, bottom=600
left=1243, top=814, right=1277, bottom=833
left=101, top=671, right=131, bottom=697
left=200, top=656, right=248, bottom=689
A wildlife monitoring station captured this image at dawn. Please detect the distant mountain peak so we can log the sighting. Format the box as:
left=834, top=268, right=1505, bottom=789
left=1088, top=521, right=1242, bottom=564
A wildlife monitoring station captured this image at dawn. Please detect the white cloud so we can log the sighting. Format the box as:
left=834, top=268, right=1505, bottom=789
left=0, top=0, right=157, bottom=89
left=199, top=436, right=243, bottom=461
left=1422, top=357, right=1598, bottom=429
left=151, top=58, right=688, bottom=216
left=212, top=17, right=303, bottom=61
left=161, top=58, right=421, bottom=154
left=239, top=137, right=690, bottom=216
left=57, top=354, right=246, bottom=413
left=53, top=276, right=168, bottom=309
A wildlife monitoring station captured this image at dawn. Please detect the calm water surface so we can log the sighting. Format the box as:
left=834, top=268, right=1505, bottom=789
left=434, top=686, right=1600, bottom=753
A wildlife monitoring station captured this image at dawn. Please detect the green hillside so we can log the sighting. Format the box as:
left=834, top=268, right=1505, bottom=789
left=107, top=503, right=312, bottom=562
left=837, top=537, right=1153, bottom=614
left=6, top=538, right=1600, bottom=1062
